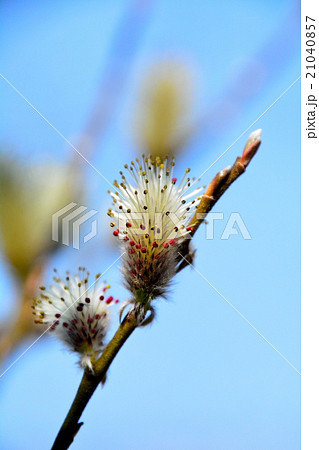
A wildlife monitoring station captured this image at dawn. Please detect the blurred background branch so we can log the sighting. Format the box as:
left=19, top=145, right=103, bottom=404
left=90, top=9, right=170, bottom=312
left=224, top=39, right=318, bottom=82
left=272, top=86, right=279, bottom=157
left=75, top=0, right=154, bottom=160
left=0, top=260, right=44, bottom=366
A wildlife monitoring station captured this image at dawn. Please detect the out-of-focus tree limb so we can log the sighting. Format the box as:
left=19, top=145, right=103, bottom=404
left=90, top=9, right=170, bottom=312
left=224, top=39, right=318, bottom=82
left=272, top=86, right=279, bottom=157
left=0, top=261, right=45, bottom=366
left=75, top=0, right=154, bottom=160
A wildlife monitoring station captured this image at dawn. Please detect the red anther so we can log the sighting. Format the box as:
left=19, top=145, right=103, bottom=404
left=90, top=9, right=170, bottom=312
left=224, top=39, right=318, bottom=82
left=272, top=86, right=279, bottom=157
left=140, top=224, right=146, bottom=230
left=87, top=318, right=94, bottom=324
left=106, top=296, right=113, bottom=304
left=55, top=313, right=61, bottom=318
left=99, top=295, right=104, bottom=301
left=156, top=228, right=161, bottom=233
left=126, top=222, right=132, bottom=228
left=128, top=248, right=135, bottom=254
left=91, top=328, right=97, bottom=334
left=154, top=254, right=161, bottom=259
left=174, top=226, right=178, bottom=232
left=129, top=240, right=135, bottom=246
left=163, top=242, right=169, bottom=248
left=186, top=227, right=191, bottom=231
left=172, top=177, right=177, bottom=183
left=124, top=235, right=129, bottom=241
left=63, top=322, right=68, bottom=328
left=135, top=243, right=141, bottom=249
left=113, top=230, right=119, bottom=236
left=152, top=242, right=158, bottom=248
left=141, top=247, right=147, bottom=253
left=115, top=299, right=119, bottom=304
left=95, top=314, right=100, bottom=320
left=169, top=239, right=176, bottom=245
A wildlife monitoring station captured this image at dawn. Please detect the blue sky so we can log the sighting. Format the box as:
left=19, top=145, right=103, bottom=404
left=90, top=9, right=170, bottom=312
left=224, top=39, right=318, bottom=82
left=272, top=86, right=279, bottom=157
left=0, top=1, right=300, bottom=449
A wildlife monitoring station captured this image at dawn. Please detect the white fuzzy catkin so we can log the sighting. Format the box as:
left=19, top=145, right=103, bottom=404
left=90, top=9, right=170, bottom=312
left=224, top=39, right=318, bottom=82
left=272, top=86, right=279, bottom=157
left=33, top=268, right=118, bottom=371
left=108, top=155, right=203, bottom=301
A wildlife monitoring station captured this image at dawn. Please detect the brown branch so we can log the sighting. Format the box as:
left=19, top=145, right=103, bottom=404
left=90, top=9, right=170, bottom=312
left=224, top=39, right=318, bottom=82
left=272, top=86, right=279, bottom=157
left=177, top=130, right=261, bottom=271
left=51, top=129, right=261, bottom=448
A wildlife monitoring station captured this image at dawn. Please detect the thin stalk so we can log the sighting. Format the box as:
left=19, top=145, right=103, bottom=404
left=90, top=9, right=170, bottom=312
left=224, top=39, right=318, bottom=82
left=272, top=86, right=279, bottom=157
left=51, top=310, right=138, bottom=450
